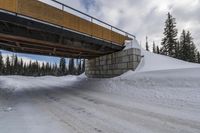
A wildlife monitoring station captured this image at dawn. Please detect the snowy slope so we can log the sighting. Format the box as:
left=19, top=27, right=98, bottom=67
left=136, top=49, right=200, bottom=72
left=1, top=50, right=200, bottom=133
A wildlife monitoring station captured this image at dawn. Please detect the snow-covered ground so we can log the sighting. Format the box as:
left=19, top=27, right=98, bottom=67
left=1, top=50, right=200, bottom=133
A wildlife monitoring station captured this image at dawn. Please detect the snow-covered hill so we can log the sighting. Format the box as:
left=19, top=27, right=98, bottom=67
left=1, top=50, right=200, bottom=133
left=136, top=49, right=200, bottom=72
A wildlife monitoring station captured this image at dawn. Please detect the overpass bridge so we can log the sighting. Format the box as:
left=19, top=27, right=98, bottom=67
left=0, top=0, right=135, bottom=59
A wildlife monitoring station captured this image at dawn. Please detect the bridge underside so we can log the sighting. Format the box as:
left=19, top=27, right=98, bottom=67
left=0, top=12, right=124, bottom=59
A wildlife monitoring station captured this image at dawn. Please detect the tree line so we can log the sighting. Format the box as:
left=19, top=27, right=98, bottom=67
left=0, top=53, right=85, bottom=76
left=146, top=12, right=200, bottom=63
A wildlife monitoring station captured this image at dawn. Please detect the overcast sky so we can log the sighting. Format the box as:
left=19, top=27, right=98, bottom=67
left=2, top=0, right=200, bottom=62
left=43, top=0, right=200, bottom=49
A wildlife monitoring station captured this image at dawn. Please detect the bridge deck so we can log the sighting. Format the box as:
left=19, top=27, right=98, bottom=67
left=0, top=0, right=134, bottom=58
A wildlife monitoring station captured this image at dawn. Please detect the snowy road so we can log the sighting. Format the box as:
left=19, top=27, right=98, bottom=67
left=1, top=68, right=200, bottom=133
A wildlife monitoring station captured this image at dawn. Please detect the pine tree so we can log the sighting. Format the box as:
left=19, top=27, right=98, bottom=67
left=186, top=31, right=197, bottom=62
left=5, top=56, right=11, bottom=75
left=197, top=52, right=200, bottom=63
left=69, top=58, right=75, bottom=75
left=77, top=59, right=82, bottom=75
left=34, top=61, right=39, bottom=76
left=0, top=53, right=83, bottom=76
left=179, top=30, right=189, bottom=61
left=189, top=42, right=197, bottom=62
left=52, top=63, right=58, bottom=76
left=59, top=57, right=66, bottom=76
left=152, top=41, right=156, bottom=53
left=13, top=55, right=18, bottom=75
left=179, top=30, right=197, bottom=62
left=10, top=54, right=16, bottom=75
left=23, top=63, right=27, bottom=76
left=46, top=62, right=51, bottom=75
left=179, top=30, right=185, bottom=58
left=156, top=46, right=160, bottom=54
left=161, top=12, right=178, bottom=57
left=0, top=52, right=3, bottom=75
left=41, top=62, right=45, bottom=76
left=175, top=41, right=180, bottom=59
left=19, top=58, right=24, bottom=75
left=28, top=60, right=32, bottom=75
left=145, top=36, right=149, bottom=51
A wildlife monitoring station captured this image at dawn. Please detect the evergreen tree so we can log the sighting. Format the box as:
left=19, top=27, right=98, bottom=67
left=0, top=52, right=4, bottom=75
left=145, top=36, right=149, bottom=51
left=19, top=58, right=24, bottom=75
left=34, top=61, right=38, bottom=75
left=0, top=53, right=83, bottom=76
left=175, top=41, right=180, bottom=59
left=179, top=30, right=197, bottom=62
left=5, top=56, right=11, bottom=75
left=161, top=12, right=178, bottom=57
left=52, top=63, right=58, bottom=76
left=13, top=55, right=18, bottom=75
left=77, top=59, right=82, bottom=75
left=45, top=62, right=51, bottom=75
left=187, top=31, right=197, bottom=62
left=189, top=42, right=197, bottom=62
left=41, top=62, right=45, bottom=76
left=28, top=60, right=32, bottom=75
left=68, top=58, right=75, bottom=75
left=152, top=41, right=156, bottom=53
left=197, top=52, right=200, bottom=63
left=179, top=30, right=189, bottom=61
left=59, top=57, right=66, bottom=76
left=23, top=63, right=27, bottom=75
left=156, top=46, right=160, bottom=54
left=82, top=59, right=85, bottom=73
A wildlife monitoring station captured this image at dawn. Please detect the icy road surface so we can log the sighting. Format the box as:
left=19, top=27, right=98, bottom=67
left=1, top=68, right=200, bottom=133
left=1, top=50, right=200, bottom=133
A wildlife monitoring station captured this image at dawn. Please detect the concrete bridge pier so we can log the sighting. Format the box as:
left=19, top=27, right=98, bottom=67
left=85, top=47, right=141, bottom=78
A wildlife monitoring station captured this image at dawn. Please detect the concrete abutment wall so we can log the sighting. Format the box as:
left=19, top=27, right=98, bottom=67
left=85, top=48, right=141, bottom=78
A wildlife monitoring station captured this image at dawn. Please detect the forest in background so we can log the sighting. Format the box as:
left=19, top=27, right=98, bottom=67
left=0, top=53, right=85, bottom=76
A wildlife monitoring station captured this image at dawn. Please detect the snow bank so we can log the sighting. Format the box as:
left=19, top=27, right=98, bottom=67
left=124, top=39, right=200, bottom=73
left=0, top=75, right=85, bottom=90
left=135, top=49, right=200, bottom=72
left=1, top=49, right=200, bottom=91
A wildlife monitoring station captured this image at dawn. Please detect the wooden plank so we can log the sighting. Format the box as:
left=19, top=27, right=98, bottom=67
left=92, top=23, right=103, bottom=39
left=63, top=12, right=79, bottom=31
left=0, top=0, right=17, bottom=12
left=17, top=0, right=64, bottom=26
left=111, top=32, right=125, bottom=45
left=79, top=18, right=92, bottom=35
left=102, top=27, right=111, bottom=42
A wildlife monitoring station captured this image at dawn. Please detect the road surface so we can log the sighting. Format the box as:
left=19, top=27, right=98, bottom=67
left=1, top=70, right=200, bottom=133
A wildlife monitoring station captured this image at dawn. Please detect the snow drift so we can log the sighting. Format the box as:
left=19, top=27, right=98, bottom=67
left=136, top=49, right=200, bottom=72
left=1, top=49, right=200, bottom=133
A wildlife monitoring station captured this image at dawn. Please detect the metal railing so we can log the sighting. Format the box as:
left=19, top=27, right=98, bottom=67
left=50, top=0, right=136, bottom=39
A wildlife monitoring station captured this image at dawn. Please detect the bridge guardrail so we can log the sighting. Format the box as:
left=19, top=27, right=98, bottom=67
left=0, top=0, right=136, bottom=46
left=50, top=0, right=136, bottom=39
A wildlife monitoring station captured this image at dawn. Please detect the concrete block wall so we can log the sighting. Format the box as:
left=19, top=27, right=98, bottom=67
left=85, top=48, right=141, bottom=78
